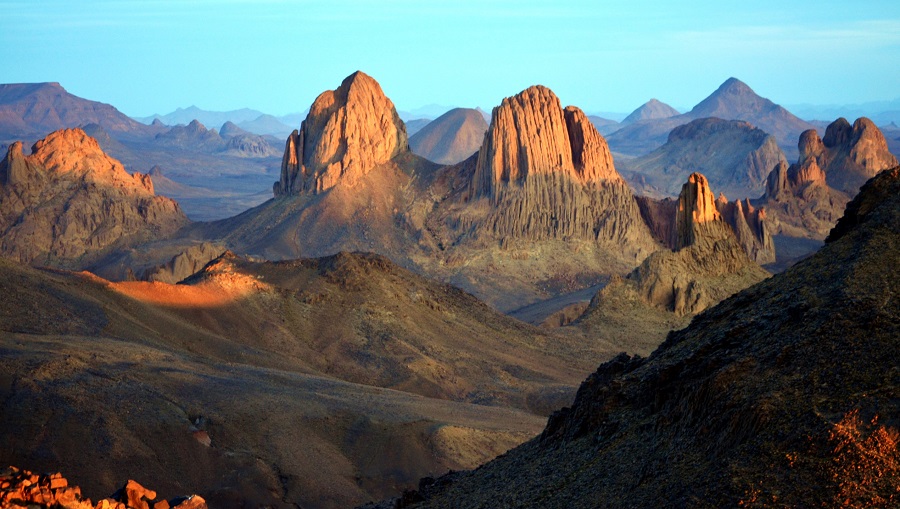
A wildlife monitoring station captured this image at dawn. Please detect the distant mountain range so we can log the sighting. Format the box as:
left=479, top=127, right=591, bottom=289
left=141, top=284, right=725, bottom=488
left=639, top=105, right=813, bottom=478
left=135, top=105, right=303, bottom=137
left=607, top=78, right=817, bottom=161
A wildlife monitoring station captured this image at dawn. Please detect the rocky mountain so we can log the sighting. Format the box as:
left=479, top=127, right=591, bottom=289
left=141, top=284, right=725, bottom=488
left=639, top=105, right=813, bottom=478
left=0, top=128, right=188, bottom=268
left=0, top=246, right=624, bottom=508
left=587, top=115, right=620, bottom=136
left=619, top=117, right=787, bottom=199
left=817, top=117, right=898, bottom=194
left=196, top=73, right=660, bottom=310
left=405, top=118, right=431, bottom=136
left=463, top=85, right=654, bottom=250
left=275, top=71, right=409, bottom=196
left=621, top=173, right=770, bottom=315
left=606, top=78, right=816, bottom=160
left=236, top=113, right=293, bottom=137
left=153, top=119, right=225, bottom=151
left=756, top=117, right=897, bottom=239
left=409, top=108, right=488, bottom=165
left=137, top=106, right=299, bottom=137
left=386, top=165, right=900, bottom=509
left=621, top=98, right=679, bottom=124
left=0, top=82, right=153, bottom=142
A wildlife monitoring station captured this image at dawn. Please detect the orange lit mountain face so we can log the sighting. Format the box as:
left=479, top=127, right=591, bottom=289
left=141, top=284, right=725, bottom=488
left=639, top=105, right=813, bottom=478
left=0, top=128, right=188, bottom=268
left=383, top=167, right=900, bottom=508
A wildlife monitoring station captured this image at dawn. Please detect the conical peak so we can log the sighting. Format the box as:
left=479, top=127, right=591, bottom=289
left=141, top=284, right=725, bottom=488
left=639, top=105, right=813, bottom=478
left=717, top=77, right=753, bottom=95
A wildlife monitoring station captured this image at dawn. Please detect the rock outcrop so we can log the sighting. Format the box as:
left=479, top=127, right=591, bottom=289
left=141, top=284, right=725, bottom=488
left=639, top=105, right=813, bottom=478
left=621, top=98, right=679, bottom=124
left=461, top=85, right=656, bottom=254
left=274, top=71, right=409, bottom=196
left=409, top=108, right=488, bottom=165
left=0, top=467, right=206, bottom=509
left=637, top=173, right=774, bottom=264
left=0, top=128, right=188, bottom=267
left=820, top=117, right=898, bottom=194
left=618, top=173, right=770, bottom=316
left=755, top=117, right=895, bottom=239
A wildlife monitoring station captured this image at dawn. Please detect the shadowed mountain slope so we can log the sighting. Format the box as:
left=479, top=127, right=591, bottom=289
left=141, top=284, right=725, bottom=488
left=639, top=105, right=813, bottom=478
left=393, top=166, right=900, bottom=508
left=619, top=117, right=787, bottom=199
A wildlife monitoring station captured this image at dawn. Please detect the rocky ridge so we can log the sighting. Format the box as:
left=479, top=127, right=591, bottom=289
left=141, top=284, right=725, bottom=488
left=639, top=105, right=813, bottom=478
left=604, top=173, right=770, bottom=317
left=275, top=71, right=409, bottom=196
left=638, top=173, right=774, bottom=265
left=0, top=128, right=188, bottom=267
left=389, top=166, right=900, bottom=509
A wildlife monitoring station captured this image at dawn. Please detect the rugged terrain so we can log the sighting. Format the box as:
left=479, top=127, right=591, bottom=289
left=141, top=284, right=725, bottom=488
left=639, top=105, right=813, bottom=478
left=606, top=78, right=817, bottom=160
left=756, top=117, right=897, bottom=239
left=384, top=166, right=900, bottom=509
left=0, top=247, right=625, bottom=508
left=192, top=73, right=661, bottom=310
left=0, top=83, right=280, bottom=222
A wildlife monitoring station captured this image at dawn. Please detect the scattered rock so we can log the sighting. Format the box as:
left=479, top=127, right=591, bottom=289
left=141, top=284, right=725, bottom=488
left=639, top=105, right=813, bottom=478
left=0, top=466, right=205, bottom=509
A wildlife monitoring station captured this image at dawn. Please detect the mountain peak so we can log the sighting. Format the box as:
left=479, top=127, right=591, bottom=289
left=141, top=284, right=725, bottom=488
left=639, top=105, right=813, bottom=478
left=622, top=98, right=680, bottom=124
left=274, top=71, right=408, bottom=196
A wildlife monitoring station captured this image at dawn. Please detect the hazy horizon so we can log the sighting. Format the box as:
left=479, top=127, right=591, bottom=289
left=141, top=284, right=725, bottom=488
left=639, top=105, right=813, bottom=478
left=1, top=0, right=898, bottom=118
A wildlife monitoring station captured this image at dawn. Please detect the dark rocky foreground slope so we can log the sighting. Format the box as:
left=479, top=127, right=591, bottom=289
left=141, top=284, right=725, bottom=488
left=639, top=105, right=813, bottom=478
left=383, top=166, right=900, bottom=508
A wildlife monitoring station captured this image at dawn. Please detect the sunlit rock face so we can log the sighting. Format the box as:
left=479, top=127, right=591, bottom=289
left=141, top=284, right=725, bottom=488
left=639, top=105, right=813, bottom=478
left=461, top=85, right=655, bottom=257
left=0, top=128, right=187, bottom=267
left=275, top=71, right=408, bottom=196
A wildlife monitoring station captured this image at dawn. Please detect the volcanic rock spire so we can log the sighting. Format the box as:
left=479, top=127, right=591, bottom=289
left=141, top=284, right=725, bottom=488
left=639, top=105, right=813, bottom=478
left=274, top=71, right=409, bottom=196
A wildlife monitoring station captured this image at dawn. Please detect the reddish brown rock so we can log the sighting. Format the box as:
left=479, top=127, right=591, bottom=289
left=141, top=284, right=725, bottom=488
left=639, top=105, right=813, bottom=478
left=0, top=128, right=188, bottom=268
left=641, top=172, right=775, bottom=264
left=754, top=119, right=892, bottom=239
left=462, top=85, right=655, bottom=256
left=274, top=71, right=408, bottom=196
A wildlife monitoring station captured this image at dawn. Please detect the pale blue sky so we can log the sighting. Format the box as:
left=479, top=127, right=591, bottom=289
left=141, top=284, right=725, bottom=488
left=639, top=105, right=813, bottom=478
left=2, top=0, right=898, bottom=117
